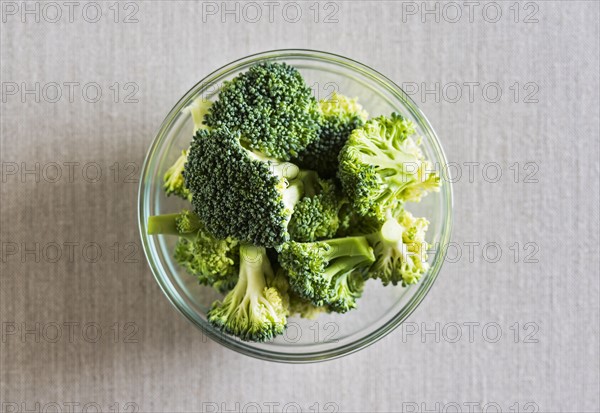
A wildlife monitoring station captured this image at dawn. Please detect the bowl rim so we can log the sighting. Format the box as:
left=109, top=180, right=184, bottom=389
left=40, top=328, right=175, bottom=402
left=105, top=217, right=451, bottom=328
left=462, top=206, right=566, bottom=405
left=138, top=48, right=454, bottom=363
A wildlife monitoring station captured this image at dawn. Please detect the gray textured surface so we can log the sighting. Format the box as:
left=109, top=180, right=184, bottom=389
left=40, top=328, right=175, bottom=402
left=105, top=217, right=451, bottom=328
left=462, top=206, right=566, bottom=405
left=1, top=1, right=599, bottom=412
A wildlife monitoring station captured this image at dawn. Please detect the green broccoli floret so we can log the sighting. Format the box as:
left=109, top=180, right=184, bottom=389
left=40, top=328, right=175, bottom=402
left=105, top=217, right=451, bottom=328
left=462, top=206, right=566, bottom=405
left=208, top=244, right=287, bottom=342
left=288, top=179, right=343, bottom=242
left=365, top=210, right=431, bottom=287
left=278, top=237, right=375, bottom=313
left=295, top=92, right=368, bottom=178
left=204, top=62, right=322, bottom=160
left=338, top=113, right=440, bottom=220
left=184, top=127, right=334, bottom=247
left=336, top=201, right=382, bottom=237
left=289, top=293, right=329, bottom=319
left=163, top=149, right=192, bottom=200
left=147, top=210, right=239, bottom=293
left=267, top=268, right=328, bottom=319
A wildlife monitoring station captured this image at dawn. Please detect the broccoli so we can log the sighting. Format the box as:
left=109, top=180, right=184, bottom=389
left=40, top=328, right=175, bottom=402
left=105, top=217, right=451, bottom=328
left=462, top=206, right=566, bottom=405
left=278, top=236, right=375, bottom=312
left=204, top=62, right=322, bottom=160
left=336, top=201, right=382, bottom=237
left=289, top=293, right=329, bottom=319
left=365, top=210, right=431, bottom=287
left=267, top=268, right=329, bottom=319
left=163, top=149, right=192, bottom=200
left=338, top=113, right=440, bottom=220
left=295, top=92, right=368, bottom=178
left=288, top=179, right=343, bottom=242
left=183, top=96, right=213, bottom=132
left=161, top=98, right=214, bottom=200
left=208, top=244, right=287, bottom=342
left=184, top=127, right=337, bottom=247
left=147, top=210, right=239, bottom=293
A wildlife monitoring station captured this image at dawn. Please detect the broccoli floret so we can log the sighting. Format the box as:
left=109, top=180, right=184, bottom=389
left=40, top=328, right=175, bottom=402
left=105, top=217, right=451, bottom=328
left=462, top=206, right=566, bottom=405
left=208, top=244, right=287, bottom=342
left=338, top=113, right=440, bottom=220
left=204, top=62, right=322, bottom=160
left=163, top=149, right=192, bottom=200
left=184, top=127, right=334, bottom=247
left=278, top=237, right=375, bottom=312
left=267, top=268, right=328, bottom=319
left=336, top=201, right=382, bottom=237
left=289, top=293, right=329, bottom=319
left=295, top=92, right=368, bottom=178
left=147, top=210, right=239, bottom=293
left=365, top=210, right=431, bottom=286
left=288, top=179, right=343, bottom=242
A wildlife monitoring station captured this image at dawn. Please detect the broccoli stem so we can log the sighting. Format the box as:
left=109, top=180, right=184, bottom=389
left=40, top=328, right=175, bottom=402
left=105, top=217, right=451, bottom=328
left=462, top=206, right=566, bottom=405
left=323, top=236, right=375, bottom=262
left=322, top=255, right=371, bottom=281
left=147, top=213, right=180, bottom=235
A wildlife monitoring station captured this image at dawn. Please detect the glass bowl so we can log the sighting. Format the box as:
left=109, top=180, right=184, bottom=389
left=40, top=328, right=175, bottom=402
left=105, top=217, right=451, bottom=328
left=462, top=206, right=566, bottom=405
left=138, top=49, right=453, bottom=363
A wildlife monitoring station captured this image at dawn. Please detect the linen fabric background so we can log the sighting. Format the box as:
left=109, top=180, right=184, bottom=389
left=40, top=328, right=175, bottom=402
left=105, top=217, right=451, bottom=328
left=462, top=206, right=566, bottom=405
left=0, top=1, right=598, bottom=412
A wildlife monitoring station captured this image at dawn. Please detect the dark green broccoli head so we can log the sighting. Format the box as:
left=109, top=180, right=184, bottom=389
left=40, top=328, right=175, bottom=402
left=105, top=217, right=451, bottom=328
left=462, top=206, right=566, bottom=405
left=184, top=128, right=291, bottom=247
left=278, top=237, right=374, bottom=310
left=338, top=113, right=440, bottom=220
left=288, top=179, right=343, bottom=242
left=295, top=93, right=368, bottom=178
left=204, top=62, right=322, bottom=160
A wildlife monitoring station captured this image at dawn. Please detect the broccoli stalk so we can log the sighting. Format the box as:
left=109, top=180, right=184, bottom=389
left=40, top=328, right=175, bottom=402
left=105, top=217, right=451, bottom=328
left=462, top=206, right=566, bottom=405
left=338, top=113, right=440, bottom=220
left=279, top=236, right=375, bottom=312
left=147, top=210, right=239, bottom=293
left=208, top=244, right=287, bottom=342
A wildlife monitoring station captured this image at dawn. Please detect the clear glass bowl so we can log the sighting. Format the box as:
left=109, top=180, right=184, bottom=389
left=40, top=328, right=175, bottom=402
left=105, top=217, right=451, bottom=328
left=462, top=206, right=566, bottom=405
left=138, top=49, right=453, bottom=363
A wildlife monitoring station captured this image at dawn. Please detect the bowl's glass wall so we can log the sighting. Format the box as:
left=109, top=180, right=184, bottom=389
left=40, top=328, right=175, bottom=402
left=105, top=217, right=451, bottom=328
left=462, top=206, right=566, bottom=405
left=139, top=50, right=452, bottom=362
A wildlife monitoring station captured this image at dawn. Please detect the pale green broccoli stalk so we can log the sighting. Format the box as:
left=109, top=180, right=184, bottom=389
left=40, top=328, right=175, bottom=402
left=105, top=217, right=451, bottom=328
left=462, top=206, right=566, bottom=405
left=365, top=209, right=431, bottom=286
left=163, top=149, right=192, bottom=200
left=338, top=113, right=440, bottom=220
left=278, top=237, right=375, bottom=313
left=147, top=210, right=239, bottom=293
left=295, top=92, right=369, bottom=178
left=204, top=62, right=322, bottom=160
left=208, top=244, right=287, bottom=342
left=184, top=127, right=338, bottom=247
left=183, top=96, right=214, bottom=132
